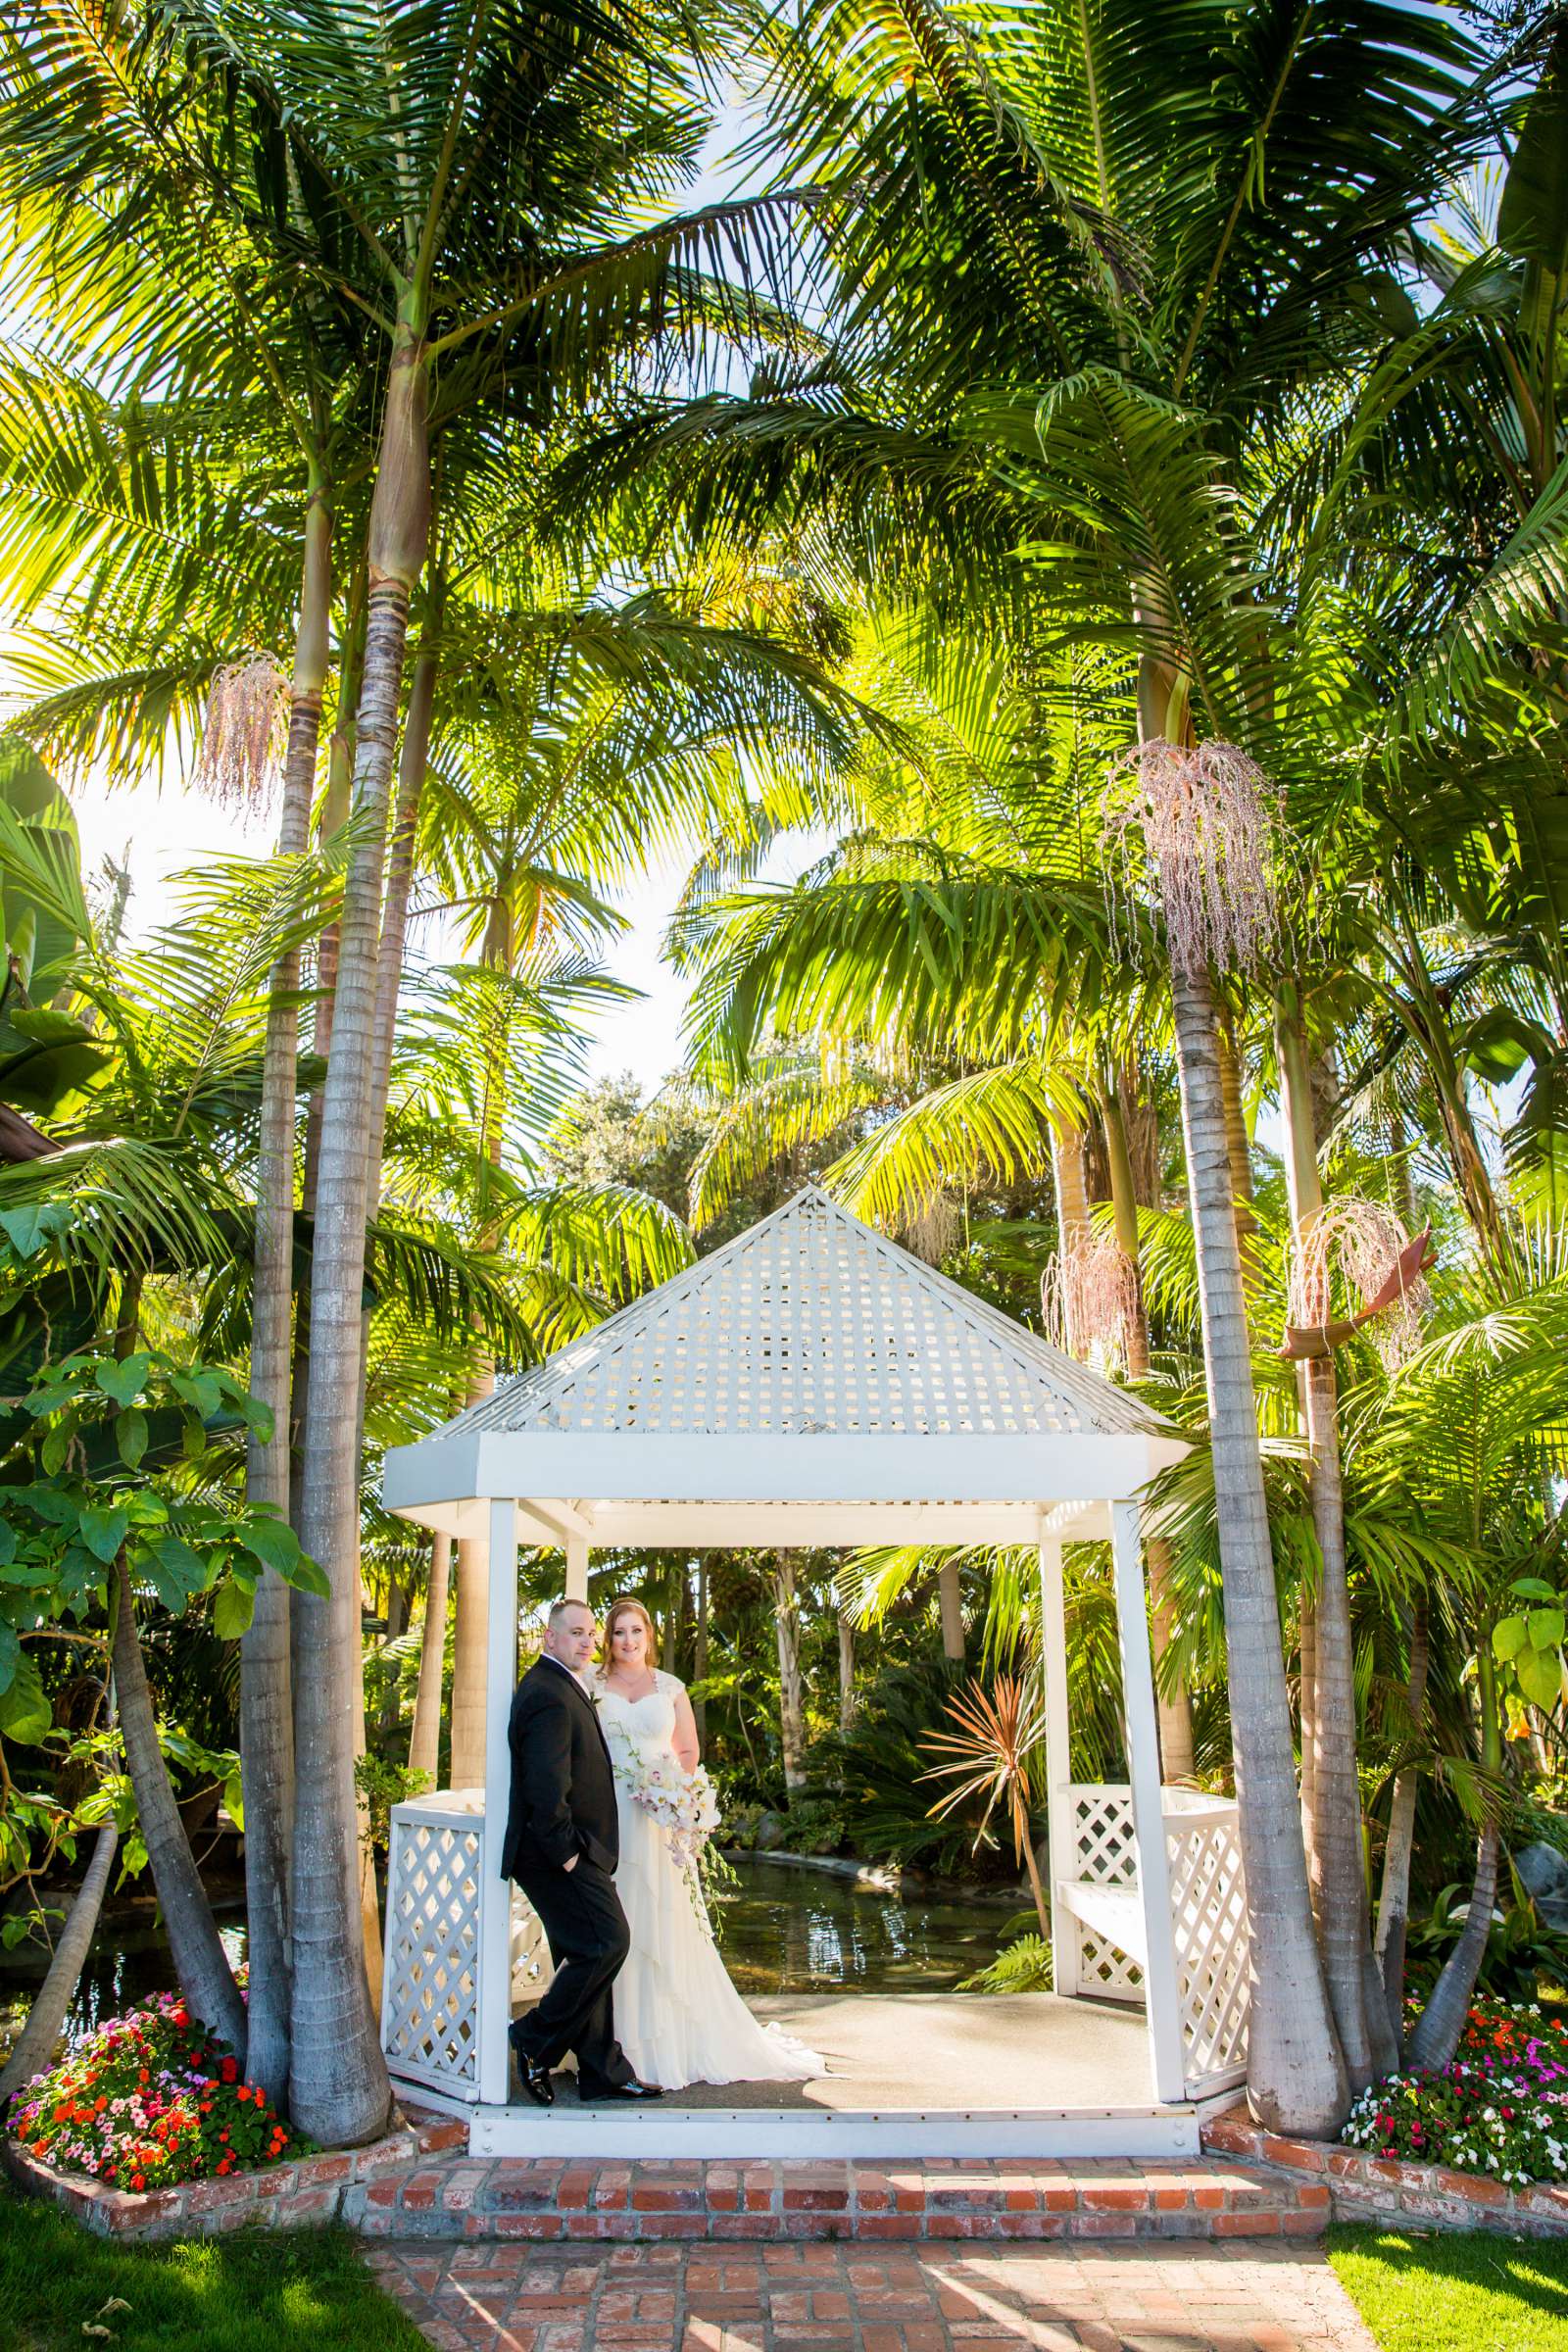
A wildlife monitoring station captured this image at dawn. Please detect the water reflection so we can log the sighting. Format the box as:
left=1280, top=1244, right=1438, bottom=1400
left=1, top=1861, right=1001, bottom=2069
left=714, top=1858, right=1003, bottom=1994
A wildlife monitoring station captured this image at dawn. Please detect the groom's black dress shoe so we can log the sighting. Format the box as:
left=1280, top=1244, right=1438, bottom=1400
left=510, top=2038, right=557, bottom=2107
left=577, top=2078, right=663, bottom=2103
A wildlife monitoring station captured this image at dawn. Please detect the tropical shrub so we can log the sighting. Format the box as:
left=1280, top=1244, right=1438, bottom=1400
left=1405, top=1878, right=1568, bottom=2006
left=1341, top=2001, right=1568, bottom=2186
left=4, top=1990, right=314, bottom=2189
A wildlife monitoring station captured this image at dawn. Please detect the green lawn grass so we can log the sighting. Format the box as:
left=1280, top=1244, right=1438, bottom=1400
left=1329, top=2223, right=1568, bottom=2351
left=0, top=2190, right=426, bottom=2352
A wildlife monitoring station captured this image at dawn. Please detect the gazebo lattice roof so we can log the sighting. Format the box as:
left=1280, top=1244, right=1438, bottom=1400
left=447, top=1185, right=1158, bottom=1443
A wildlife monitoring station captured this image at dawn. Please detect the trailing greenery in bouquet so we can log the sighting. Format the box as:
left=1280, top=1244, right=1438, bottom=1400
left=623, top=1749, right=721, bottom=1878
left=1342, top=2001, right=1568, bottom=2187
left=5, top=1988, right=316, bottom=2189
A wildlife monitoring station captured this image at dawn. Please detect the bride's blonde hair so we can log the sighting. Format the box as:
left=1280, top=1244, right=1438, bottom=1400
left=602, top=1597, right=657, bottom=1660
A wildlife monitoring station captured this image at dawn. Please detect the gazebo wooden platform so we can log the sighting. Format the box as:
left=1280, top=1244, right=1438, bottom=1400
left=378, top=1188, right=1252, bottom=2159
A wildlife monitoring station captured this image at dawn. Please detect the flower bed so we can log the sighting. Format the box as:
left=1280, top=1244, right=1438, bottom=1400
left=1341, top=1999, right=1568, bottom=2188
left=4, top=1990, right=314, bottom=2191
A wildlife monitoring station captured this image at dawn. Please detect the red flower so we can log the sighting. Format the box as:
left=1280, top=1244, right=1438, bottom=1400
left=131, top=2173, right=145, bottom=2191
left=220, top=2058, right=237, bottom=2083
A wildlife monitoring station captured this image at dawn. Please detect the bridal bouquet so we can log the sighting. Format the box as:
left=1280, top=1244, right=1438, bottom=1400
left=615, top=1759, right=728, bottom=1882
left=624, top=1751, right=721, bottom=1879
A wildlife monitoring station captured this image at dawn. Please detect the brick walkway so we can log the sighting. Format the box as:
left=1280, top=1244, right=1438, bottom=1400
left=347, top=2156, right=1329, bottom=2241
left=367, top=2238, right=1378, bottom=2352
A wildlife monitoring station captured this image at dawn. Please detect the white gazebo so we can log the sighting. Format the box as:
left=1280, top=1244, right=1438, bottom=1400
left=379, top=1187, right=1250, bottom=2158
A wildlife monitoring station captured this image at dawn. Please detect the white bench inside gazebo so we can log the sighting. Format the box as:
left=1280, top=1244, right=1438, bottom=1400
left=379, top=1187, right=1250, bottom=2158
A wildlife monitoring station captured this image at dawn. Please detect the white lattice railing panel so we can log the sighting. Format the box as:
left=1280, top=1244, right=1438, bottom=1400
left=381, top=1806, right=482, bottom=2100
left=1069, top=1785, right=1139, bottom=1885
left=1076, top=1930, right=1146, bottom=2002
left=440, top=1188, right=1153, bottom=1442
left=1165, top=1797, right=1250, bottom=2093
left=1054, top=1785, right=1251, bottom=2090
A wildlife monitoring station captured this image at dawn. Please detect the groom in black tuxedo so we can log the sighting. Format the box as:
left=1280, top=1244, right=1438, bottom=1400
left=500, top=1596, right=662, bottom=2106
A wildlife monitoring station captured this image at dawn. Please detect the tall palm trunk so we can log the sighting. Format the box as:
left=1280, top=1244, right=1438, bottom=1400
left=113, top=1557, right=248, bottom=2054
left=448, top=882, right=514, bottom=1788
left=0, top=1822, right=118, bottom=2102
left=1170, top=959, right=1347, bottom=2134
left=1049, top=1116, right=1091, bottom=1356
left=1216, top=1006, right=1257, bottom=1248
left=838, top=1606, right=858, bottom=1733
left=1406, top=1647, right=1502, bottom=2070
left=773, top=1553, right=808, bottom=1797
left=288, top=588, right=365, bottom=1534
left=408, top=1531, right=451, bottom=1781
left=289, top=305, right=430, bottom=2146
left=937, top=1560, right=965, bottom=1662
left=1392, top=924, right=1509, bottom=1270
left=241, top=473, right=332, bottom=2111
left=364, top=566, right=443, bottom=1205
left=1277, top=1009, right=1393, bottom=2085
left=1101, top=1074, right=1195, bottom=1781
left=1374, top=1593, right=1429, bottom=2046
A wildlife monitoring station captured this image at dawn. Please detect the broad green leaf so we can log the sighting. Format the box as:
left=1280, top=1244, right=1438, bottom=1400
left=171, top=1369, right=221, bottom=1418
left=57, top=1544, right=104, bottom=1610
left=40, top=1426, right=68, bottom=1475
left=78, top=1504, right=129, bottom=1564
left=240, top=1514, right=301, bottom=1575
left=0, top=1520, right=15, bottom=1567
left=0, top=1650, right=51, bottom=1743
left=211, top=1578, right=254, bottom=1641
left=116, top=1409, right=148, bottom=1469
left=285, top=1552, right=330, bottom=1599
left=139, top=1532, right=210, bottom=1612
left=1516, top=1644, right=1562, bottom=1712
left=0, top=1560, right=59, bottom=1589
left=0, top=1201, right=71, bottom=1259
left=1510, top=1577, right=1558, bottom=1601
left=0, top=1616, right=18, bottom=1693
left=11, top=1485, right=79, bottom=1527
left=94, top=1354, right=151, bottom=1408
left=1530, top=1608, right=1566, bottom=1651
left=1493, top=1614, right=1529, bottom=1661
left=223, top=1770, right=245, bottom=1832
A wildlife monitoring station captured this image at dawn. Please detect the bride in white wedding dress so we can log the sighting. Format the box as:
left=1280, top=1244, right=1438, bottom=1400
left=593, top=1598, right=824, bottom=2091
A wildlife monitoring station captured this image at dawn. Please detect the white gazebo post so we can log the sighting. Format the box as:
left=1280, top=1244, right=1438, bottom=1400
left=476, top=1496, right=518, bottom=2107
left=1037, top=1536, right=1078, bottom=1997
left=1110, top=1500, right=1185, bottom=2103
left=565, top=1537, right=589, bottom=1604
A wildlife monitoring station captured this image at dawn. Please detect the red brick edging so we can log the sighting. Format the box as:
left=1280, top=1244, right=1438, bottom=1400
left=3, top=2113, right=1327, bottom=2245
left=26, top=2099, right=1558, bottom=2246
left=1201, top=2101, right=1568, bottom=2239
left=0, top=2104, right=466, bottom=2239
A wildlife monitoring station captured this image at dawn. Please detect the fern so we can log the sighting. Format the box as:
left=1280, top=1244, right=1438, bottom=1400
left=959, top=1934, right=1054, bottom=1993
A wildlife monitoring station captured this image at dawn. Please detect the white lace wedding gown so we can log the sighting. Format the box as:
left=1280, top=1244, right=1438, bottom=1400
left=595, top=1671, right=824, bottom=2090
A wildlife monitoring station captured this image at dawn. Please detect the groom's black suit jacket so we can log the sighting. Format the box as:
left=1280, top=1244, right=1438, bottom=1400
left=500, top=1656, right=619, bottom=1881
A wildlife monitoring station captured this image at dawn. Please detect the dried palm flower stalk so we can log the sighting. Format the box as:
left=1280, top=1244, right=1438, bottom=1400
left=1288, top=1198, right=1430, bottom=1368
left=1103, top=738, right=1290, bottom=978
left=903, top=1192, right=958, bottom=1265
left=193, top=655, right=288, bottom=808
left=1043, top=1228, right=1142, bottom=1372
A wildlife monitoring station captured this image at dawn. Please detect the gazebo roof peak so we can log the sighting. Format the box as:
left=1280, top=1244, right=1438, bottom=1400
left=448, top=1184, right=1156, bottom=1444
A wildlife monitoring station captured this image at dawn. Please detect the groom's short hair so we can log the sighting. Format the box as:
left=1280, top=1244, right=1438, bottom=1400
left=548, top=1596, right=593, bottom=1628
